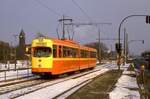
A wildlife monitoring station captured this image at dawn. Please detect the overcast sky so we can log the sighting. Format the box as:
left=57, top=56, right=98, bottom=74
left=0, top=0, right=150, bottom=55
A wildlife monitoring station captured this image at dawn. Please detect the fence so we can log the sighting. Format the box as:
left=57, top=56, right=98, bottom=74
left=0, top=60, right=32, bottom=81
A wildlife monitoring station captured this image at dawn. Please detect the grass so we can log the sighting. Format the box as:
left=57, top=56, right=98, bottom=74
left=66, top=70, right=122, bottom=99
left=142, top=70, right=150, bottom=98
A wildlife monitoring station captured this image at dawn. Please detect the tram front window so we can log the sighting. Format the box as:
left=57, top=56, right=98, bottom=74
left=33, top=47, right=52, bottom=57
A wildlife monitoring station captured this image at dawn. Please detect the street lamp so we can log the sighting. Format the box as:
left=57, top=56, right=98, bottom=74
left=118, top=14, right=149, bottom=70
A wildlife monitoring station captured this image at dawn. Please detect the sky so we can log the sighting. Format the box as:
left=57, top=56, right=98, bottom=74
left=0, top=0, right=150, bottom=55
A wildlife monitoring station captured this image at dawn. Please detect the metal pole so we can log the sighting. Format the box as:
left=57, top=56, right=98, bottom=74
left=123, top=28, right=126, bottom=65
left=98, top=27, right=101, bottom=63
left=118, top=15, right=149, bottom=70
left=15, top=47, right=17, bottom=71
left=110, top=44, right=113, bottom=61
left=62, top=15, right=65, bottom=40
left=59, top=16, right=73, bottom=40
left=126, top=33, right=128, bottom=62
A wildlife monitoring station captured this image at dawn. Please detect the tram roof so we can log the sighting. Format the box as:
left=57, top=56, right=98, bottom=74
left=51, top=38, right=97, bottom=52
left=32, top=37, right=96, bottom=52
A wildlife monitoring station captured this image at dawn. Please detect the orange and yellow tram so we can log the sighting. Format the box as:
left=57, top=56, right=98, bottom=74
left=31, top=37, right=97, bottom=76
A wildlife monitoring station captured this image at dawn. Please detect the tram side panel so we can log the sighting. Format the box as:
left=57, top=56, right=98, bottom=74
left=52, top=58, right=79, bottom=75
left=88, top=51, right=97, bottom=68
left=52, top=45, right=80, bottom=75
left=79, top=49, right=89, bottom=70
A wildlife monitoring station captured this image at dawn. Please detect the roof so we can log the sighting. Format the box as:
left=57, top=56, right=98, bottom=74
left=52, top=38, right=97, bottom=52
left=32, top=37, right=97, bottom=52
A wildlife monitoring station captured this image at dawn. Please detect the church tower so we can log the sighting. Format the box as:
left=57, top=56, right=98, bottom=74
left=18, top=29, right=26, bottom=59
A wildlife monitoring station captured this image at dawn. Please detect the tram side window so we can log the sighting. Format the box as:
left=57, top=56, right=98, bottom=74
left=90, top=52, right=97, bottom=58
left=80, top=50, right=84, bottom=58
left=80, top=50, right=89, bottom=58
left=53, top=45, right=57, bottom=58
left=63, top=46, right=71, bottom=58
left=62, top=46, right=77, bottom=58
left=59, top=46, right=62, bottom=58
left=72, top=48, right=77, bottom=58
left=63, top=46, right=67, bottom=57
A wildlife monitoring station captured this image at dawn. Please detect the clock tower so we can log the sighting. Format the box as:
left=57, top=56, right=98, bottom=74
left=18, top=29, right=26, bottom=59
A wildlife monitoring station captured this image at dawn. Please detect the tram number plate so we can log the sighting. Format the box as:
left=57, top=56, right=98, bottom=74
left=36, top=42, right=47, bottom=46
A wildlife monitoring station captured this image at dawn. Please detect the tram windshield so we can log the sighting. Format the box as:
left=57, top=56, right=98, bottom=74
left=33, top=47, right=52, bottom=57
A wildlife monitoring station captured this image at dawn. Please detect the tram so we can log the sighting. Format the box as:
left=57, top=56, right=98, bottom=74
left=31, top=37, right=97, bottom=76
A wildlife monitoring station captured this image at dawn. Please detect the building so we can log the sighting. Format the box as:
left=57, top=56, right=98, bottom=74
left=0, top=41, right=10, bottom=62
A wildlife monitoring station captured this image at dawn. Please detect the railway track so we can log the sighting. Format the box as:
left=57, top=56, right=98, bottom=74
left=53, top=78, right=92, bottom=99
left=0, top=78, right=48, bottom=95
left=16, top=64, right=112, bottom=99
left=0, top=63, right=114, bottom=99
left=53, top=63, right=115, bottom=99
left=0, top=76, right=40, bottom=88
left=15, top=68, right=109, bottom=99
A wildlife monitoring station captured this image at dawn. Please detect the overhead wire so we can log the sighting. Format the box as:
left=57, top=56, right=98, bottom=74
left=33, top=0, right=94, bottom=40
left=34, top=0, right=61, bottom=17
left=33, top=0, right=63, bottom=39
left=71, top=0, right=93, bottom=22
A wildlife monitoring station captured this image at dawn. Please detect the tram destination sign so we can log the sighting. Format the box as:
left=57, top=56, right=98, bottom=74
left=36, top=42, right=47, bottom=46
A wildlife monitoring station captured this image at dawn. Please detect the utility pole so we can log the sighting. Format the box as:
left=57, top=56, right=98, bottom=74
left=125, top=32, right=128, bottom=63
left=59, top=15, right=73, bottom=40
left=123, top=28, right=126, bottom=65
left=62, top=15, right=65, bottom=39
left=111, top=44, right=113, bottom=60
left=98, top=27, right=101, bottom=63
left=65, top=22, right=112, bottom=63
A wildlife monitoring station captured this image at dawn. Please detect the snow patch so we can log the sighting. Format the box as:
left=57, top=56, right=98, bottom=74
left=109, top=87, right=140, bottom=99
left=116, top=75, right=138, bottom=89
left=16, top=69, right=109, bottom=99
left=109, top=70, right=140, bottom=99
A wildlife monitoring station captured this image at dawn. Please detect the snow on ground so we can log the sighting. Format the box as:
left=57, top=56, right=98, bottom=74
left=0, top=60, right=32, bottom=81
left=109, top=64, right=140, bottom=99
left=0, top=62, right=140, bottom=99
left=0, top=62, right=113, bottom=82
left=120, top=63, right=130, bottom=70
left=16, top=69, right=109, bottom=99
left=109, top=87, right=140, bottom=99
left=116, top=75, right=138, bottom=89
left=123, top=71, right=136, bottom=75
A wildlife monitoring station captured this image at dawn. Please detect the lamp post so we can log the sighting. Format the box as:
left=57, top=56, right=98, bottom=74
left=118, top=14, right=149, bottom=70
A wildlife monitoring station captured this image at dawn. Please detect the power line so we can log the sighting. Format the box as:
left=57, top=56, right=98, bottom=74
left=34, top=0, right=81, bottom=22
left=34, top=0, right=61, bottom=17
left=71, top=0, right=93, bottom=22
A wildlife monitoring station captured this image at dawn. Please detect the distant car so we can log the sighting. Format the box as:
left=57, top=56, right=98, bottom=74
left=133, top=57, right=148, bottom=70
left=144, top=55, right=150, bottom=70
